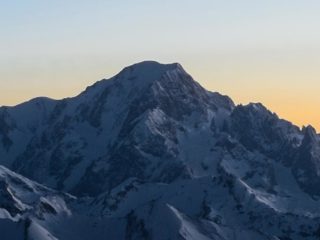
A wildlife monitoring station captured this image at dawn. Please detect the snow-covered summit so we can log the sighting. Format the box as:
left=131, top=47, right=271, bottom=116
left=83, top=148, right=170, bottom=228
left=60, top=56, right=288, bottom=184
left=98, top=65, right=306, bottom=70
left=80, top=61, right=186, bottom=97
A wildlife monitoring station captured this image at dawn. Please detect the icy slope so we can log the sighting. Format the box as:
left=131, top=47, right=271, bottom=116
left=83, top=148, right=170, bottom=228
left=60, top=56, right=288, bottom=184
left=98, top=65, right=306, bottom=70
left=1, top=163, right=319, bottom=240
left=0, top=165, right=72, bottom=240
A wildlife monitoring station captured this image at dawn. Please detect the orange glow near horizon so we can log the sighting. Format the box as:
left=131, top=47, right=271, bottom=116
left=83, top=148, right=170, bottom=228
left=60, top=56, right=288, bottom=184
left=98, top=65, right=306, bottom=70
left=187, top=56, right=320, bottom=132
left=228, top=93, right=320, bottom=132
left=1, top=60, right=319, bottom=132
left=1, top=2, right=320, bottom=131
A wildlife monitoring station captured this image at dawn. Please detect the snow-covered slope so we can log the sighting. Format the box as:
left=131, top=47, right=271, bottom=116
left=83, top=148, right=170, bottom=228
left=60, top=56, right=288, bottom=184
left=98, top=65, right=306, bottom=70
left=0, top=165, right=72, bottom=240
left=0, top=61, right=320, bottom=239
left=1, top=163, right=319, bottom=240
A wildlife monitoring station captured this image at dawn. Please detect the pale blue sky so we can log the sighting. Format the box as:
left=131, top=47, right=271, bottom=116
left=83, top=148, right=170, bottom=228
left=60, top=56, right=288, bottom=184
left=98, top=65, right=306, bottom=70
left=1, top=1, right=320, bottom=128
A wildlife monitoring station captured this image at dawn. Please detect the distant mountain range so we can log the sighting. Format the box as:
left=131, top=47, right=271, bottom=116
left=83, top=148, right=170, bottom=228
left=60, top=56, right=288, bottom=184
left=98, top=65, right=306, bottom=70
left=0, top=61, right=319, bottom=240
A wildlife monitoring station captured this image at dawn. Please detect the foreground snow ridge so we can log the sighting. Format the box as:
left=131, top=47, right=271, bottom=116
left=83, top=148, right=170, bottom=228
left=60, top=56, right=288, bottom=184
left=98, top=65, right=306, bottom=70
left=0, top=61, right=320, bottom=239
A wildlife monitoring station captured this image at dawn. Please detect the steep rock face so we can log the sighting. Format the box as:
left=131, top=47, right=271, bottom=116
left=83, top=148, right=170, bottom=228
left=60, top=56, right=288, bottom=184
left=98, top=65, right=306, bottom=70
left=293, top=126, right=320, bottom=197
left=0, top=109, right=15, bottom=152
left=229, top=103, right=301, bottom=160
left=0, top=97, right=56, bottom=166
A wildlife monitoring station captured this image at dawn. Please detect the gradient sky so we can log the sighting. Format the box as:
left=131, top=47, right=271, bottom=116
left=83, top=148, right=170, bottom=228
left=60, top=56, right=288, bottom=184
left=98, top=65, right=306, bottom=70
left=1, top=1, right=320, bottom=130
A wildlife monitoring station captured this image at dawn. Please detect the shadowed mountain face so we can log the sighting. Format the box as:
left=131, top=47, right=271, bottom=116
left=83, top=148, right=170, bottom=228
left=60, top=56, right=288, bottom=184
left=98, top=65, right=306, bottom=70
left=0, top=61, right=320, bottom=240
left=0, top=61, right=235, bottom=196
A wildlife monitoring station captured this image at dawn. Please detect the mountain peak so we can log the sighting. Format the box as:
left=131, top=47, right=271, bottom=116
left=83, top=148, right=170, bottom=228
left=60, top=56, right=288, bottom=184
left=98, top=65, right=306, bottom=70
left=302, top=125, right=318, bottom=144
left=125, top=60, right=182, bottom=71
left=115, top=60, right=186, bottom=85
left=82, top=61, right=187, bottom=97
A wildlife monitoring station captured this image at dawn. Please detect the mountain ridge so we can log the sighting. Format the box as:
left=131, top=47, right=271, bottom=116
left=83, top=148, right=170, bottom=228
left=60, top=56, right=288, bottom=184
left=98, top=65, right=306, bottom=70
left=1, top=61, right=313, bottom=134
left=0, top=61, right=320, bottom=239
